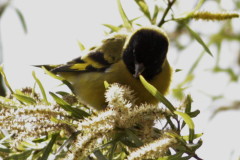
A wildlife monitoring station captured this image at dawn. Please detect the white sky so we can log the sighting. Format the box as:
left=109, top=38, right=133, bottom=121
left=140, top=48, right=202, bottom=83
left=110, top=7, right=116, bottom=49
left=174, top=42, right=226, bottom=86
left=1, top=0, right=240, bottom=159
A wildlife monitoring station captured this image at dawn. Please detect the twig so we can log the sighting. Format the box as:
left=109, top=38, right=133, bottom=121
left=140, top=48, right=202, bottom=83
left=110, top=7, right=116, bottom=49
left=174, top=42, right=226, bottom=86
left=193, top=154, right=203, bottom=160
left=158, top=0, right=176, bottom=27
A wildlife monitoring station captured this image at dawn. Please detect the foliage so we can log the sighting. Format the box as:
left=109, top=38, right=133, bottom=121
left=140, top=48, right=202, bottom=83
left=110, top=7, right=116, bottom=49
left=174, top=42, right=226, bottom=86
left=0, top=0, right=239, bottom=159
left=0, top=66, right=202, bottom=160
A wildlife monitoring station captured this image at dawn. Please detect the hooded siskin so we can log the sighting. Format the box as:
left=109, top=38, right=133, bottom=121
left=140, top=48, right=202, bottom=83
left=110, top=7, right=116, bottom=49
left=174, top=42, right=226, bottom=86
left=39, top=26, right=172, bottom=110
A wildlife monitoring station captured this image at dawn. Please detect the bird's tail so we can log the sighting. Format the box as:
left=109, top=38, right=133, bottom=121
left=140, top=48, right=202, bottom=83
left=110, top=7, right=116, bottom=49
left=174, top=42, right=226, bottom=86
left=33, top=64, right=62, bottom=73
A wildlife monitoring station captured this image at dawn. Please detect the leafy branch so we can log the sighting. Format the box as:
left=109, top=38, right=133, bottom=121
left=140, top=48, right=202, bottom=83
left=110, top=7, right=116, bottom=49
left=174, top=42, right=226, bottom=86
left=158, top=0, right=176, bottom=27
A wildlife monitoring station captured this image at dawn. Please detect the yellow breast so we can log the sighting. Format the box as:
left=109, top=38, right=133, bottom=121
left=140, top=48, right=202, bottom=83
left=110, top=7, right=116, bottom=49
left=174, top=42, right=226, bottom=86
left=61, top=60, right=172, bottom=110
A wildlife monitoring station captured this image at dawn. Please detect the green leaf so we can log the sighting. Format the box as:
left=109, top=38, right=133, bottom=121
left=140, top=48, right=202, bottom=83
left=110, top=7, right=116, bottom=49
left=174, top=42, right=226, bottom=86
left=42, top=66, right=64, bottom=81
left=184, top=95, right=192, bottom=113
left=183, top=23, right=213, bottom=56
left=0, top=147, right=12, bottom=153
left=32, top=71, right=49, bottom=105
left=14, top=8, right=27, bottom=33
left=210, top=101, right=240, bottom=119
left=174, top=111, right=195, bottom=143
left=139, top=75, right=175, bottom=113
left=188, top=109, right=200, bottom=118
left=0, top=65, right=14, bottom=94
left=166, top=116, right=177, bottom=130
left=50, top=116, right=76, bottom=127
left=121, top=129, right=143, bottom=147
left=77, top=41, right=85, bottom=51
left=152, top=5, right=159, bottom=24
left=93, top=150, right=108, bottom=160
left=175, top=69, right=182, bottom=72
left=33, top=136, right=48, bottom=143
left=49, top=92, right=90, bottom=119
left=4, top=150, right=33, bottom=160
left=42, top=67, right=74, bottom=92
left=56, top=131, right=80, bottom=155
left=49, top=92, right=70, bottom=106
left=182, top=133, right=203, bottom=141
left=193, top=0, right=205, bottom=11
left=103, top=24, right=121, bottom=32
left=213, top=67, right=238, bottom=82
left=179, top=95, right=198, bottom=129
left=187, top=51, right=205, bottom=76
left=134, top=0, right=151, bottom=22
left=188, top=138, right=203, bottom=151
left=72, top=106, right=90, bottom=118
left=0, top=96, right=19, bottom=109
left=94, top=133, right=122, bottom=151
left=109, top=141, right=118, bottom=160
left=0, top=2, right=10, bottom=18
left=166, top=132, right=186, bottom=145
left=38, top=133, right=59, bottom=160
left=173, top=74, right=194, bottom=100
left=117, top=0, right=132, bottom=31
left=55, top=91, right=71, bottom=96
left=13, top=93, right=36, bottom=105
left=172, top=87, right=187, bottom=100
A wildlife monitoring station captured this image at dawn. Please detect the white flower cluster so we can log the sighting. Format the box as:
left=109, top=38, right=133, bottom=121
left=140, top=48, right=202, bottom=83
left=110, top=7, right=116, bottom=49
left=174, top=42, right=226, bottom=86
left=128, top=136, right=177, bottom=160
left=66, top=83, right=170, bottom=159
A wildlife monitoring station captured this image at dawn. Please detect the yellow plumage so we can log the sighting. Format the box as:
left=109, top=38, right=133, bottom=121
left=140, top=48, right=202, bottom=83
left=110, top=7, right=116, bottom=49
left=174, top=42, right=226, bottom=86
left=61, top=60, right=171, bottom=110
left=42, top=26, right=172, bottom=110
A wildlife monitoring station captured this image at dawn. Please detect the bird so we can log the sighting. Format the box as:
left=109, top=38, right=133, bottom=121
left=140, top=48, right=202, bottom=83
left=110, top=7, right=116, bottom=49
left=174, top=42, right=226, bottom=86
left=38, top=26, right=172, bottom=110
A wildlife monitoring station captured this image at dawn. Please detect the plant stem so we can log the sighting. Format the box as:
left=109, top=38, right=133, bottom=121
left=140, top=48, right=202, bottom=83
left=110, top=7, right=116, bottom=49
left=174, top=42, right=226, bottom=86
left=158, top=0, right=176, bottom=27
left=193, top=154, right=203, bottom=160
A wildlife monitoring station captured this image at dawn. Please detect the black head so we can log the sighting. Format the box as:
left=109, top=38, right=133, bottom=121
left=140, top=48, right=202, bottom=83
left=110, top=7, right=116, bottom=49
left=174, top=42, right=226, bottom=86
left=123, top=27, right=169, bottom=80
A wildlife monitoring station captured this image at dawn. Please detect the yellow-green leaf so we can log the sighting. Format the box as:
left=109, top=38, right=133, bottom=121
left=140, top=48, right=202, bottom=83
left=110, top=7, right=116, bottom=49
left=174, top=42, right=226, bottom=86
left=42, top=66, right=74, bottom=92
left=0, top=2, right=9, bottom=18
left=103, top=24, right=121, bottom=32
left=13, top=93, right=36, bottom=105
left=42, top=66, right=64, bottom=81
left=152, top=5, right=159, bottom=24
left=125, top=129, right=144, bottom=147
left=0, top=96, right=19, bottom=109
left=174, top=111, right=195, bottom=142
left=50, top=92, right=89, bottom=119
left=49, top=92, right=70, bottom=106
left=174, top=111, right=194, bottom=129
left=0, top=148, right=11, bottom=153
left=117, top=0, right=132, bottom=31
left=14, top=8, right=27, bottom=33
left=194, top=0, right=205, bottom=11
left=121, top=129, right=143, bottom=147
left=4, top=150, right=32, bottom=160
left=184, top=95, right=192, bottom=113
left=77, top=41, right=85, bottom=51
left=32, top=71, right=49, bottom=105
left=56, top=131, right=80, bottom=155
left=39, top=133, right=59, bottom=160
left=139, top=75, right=175, bottom=112
left=183, top=23, right=213, bottom=56
left=182, top=133, right=203, bottom=141
left=93, top=150, right=108, bottom=160
left=134, top=0, right=151, bottom=21
left=0, top=65, right=14, bottom=94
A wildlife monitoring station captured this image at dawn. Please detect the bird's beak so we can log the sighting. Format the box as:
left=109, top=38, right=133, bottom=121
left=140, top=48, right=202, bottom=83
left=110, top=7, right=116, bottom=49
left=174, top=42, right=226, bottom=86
left=134, top=63, right=145, bottom=78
